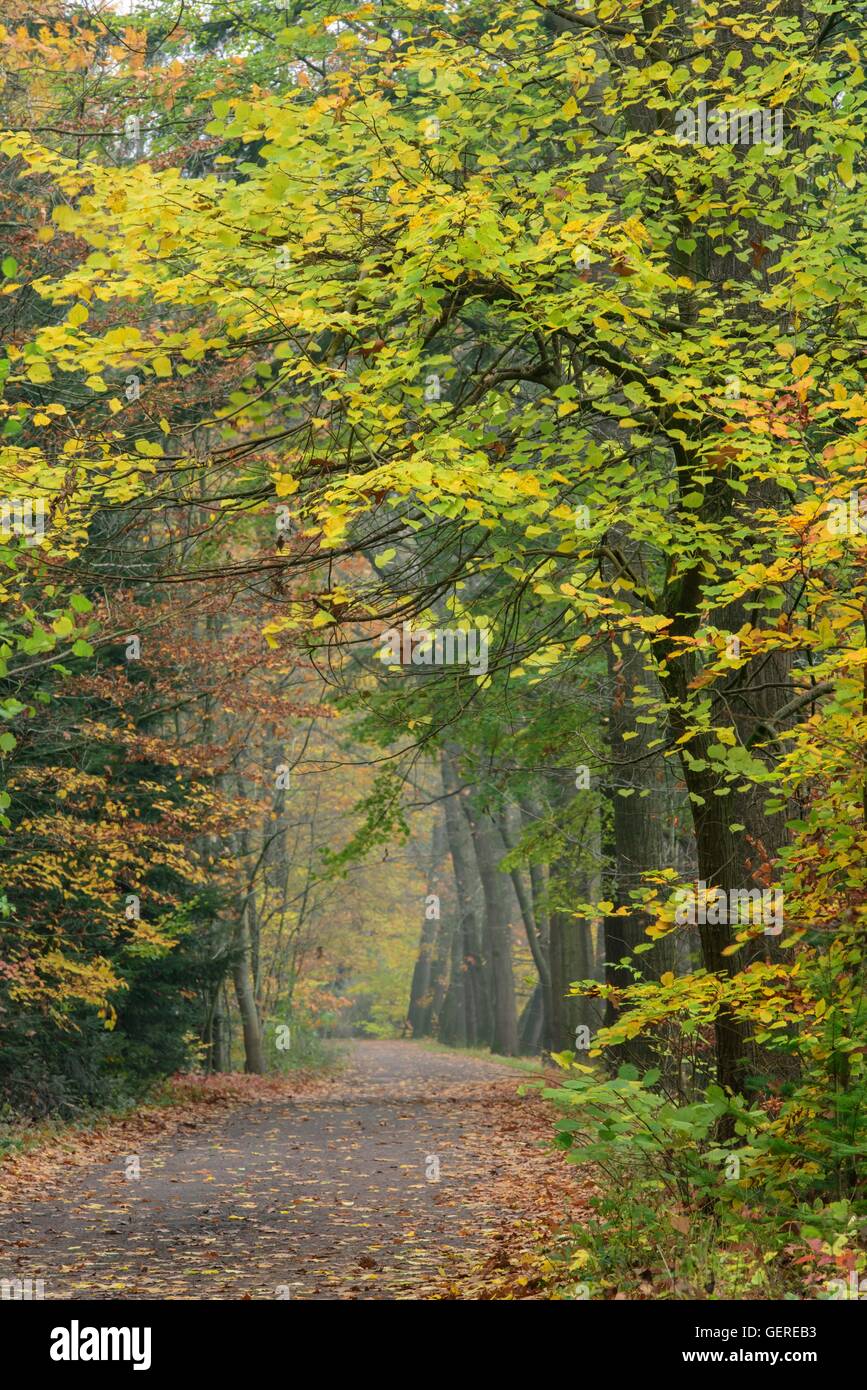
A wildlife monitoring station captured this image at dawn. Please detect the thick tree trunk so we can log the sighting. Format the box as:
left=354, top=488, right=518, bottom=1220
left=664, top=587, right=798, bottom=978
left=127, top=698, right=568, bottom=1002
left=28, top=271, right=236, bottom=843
left=208, top=985, right=232, bottom=1072
left=427, top=916, right=451, bottom=1033
left=407, top=916, right=438, bottom=1036
left=549, top=901, right=600, bottom=1052
left=498, top=806, right=553, bottom=1050
left=440, top=748, right=490, bottom=1044
left=518, top=983, right=545, bottom=1055
left=408, top=813, right=449, bottom=1036
left=547, top=774, right=605, bottom=1052
left=233, top=905, right=265, bottom=1074
left=438, top=917, right=467, bottom=1046
left=462, top=797, right=519, bottom=1056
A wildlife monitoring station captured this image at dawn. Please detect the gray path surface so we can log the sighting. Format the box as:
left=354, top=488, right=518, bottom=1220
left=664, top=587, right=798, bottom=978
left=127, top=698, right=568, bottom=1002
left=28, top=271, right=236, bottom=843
left=0, top=1041, right=532, bottom=1300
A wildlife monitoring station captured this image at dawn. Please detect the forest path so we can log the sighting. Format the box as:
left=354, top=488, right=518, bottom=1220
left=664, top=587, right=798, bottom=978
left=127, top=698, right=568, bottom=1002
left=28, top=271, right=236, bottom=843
left=0, top=1041, right=579, bottom=1300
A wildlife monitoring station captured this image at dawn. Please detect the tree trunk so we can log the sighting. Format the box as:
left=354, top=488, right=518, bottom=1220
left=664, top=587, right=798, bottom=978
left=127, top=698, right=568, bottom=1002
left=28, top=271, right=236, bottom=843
left=462, top=797, right=519, bottom=1056
left=233, top=904, right=265, bottom=1074
left=547, top=774, right=605, bottom=1052
left=208, top=985, right=232, bottom=1072
left=408, top=811, right=449, bottom=1036
left=440, top=747, right=490, bottom=1044
left=518, top=983, right=545, bottom=1055
left=407, top=915, right=438, bottom=1036
left=438, top=917, right=467, bottom=1047
left=498, top=805, right=553, bottom=1050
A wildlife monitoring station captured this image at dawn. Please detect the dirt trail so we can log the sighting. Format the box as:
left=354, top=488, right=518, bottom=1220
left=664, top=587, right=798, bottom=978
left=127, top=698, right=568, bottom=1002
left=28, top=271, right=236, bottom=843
left=0, top=1041, right=579, bottom=1300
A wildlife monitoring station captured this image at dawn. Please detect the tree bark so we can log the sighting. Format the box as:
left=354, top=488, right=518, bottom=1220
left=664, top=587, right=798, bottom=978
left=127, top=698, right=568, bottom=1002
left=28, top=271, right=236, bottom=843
left=497, top=806, right=552, bottom=1050
left=547, top=774, right=605, bottom=1052
left=462, top=796, right=519, bottom=1056
left=233, top=903, right=265, bottom=1074
left=408, top=811, right=449, bottom=1035
left=518, top=983, right=545, bottom=1055
left=440, top=747, right=490, bottom=1044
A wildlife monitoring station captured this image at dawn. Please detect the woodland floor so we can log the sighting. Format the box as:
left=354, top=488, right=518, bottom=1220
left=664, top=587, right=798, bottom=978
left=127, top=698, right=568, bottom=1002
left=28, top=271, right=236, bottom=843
left=0, top=1041, right=586, bottom=1300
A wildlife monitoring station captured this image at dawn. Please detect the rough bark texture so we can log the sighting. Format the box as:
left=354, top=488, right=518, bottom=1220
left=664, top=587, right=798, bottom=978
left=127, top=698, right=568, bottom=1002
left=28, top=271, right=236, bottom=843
left=462, top=796, right=519, bottom=1056
left=498, top=805, right=552, bottom=1049
left=518, top=983, right=545, bottom=1054
left=407, top=816, right=448, bottom=1036
left=233, top=904, right=265, bottom=1074
left=440, top=748, right=490, bottom=1045
left=547, top=774, right=604, bottom=1053
left=407, top=914, right=439, bottom=1038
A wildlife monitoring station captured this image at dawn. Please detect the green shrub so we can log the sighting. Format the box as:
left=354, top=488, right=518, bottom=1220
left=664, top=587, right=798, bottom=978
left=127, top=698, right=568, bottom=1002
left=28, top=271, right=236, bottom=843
left=263, top=1016, right=341, bottom=1072
left=543, top=1060, right=866, bottom=1300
